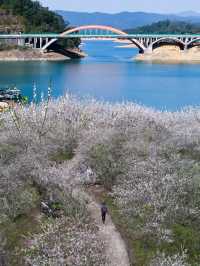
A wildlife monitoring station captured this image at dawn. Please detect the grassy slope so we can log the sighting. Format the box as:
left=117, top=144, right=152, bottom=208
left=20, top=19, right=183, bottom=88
left=1, top=151, right=72, bottom=265
left=1, top=97, right=200, bottom=265
left=0, top=186, right=42, bottom=265
left=96, top=150, right=200, bottom=266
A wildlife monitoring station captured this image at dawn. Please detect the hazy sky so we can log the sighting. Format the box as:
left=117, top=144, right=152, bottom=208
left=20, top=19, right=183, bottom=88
left=40, top=0, right=200, bottom=13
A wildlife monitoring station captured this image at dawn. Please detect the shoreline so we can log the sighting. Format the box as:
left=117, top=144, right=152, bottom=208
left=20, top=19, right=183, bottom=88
left=135, top=58, right=200, bottom=64
left=0, top=57, right=69, bottom=61
left=135, top=46, right=200, bottom=64
left=0, top=49, right=71, bottom=61
left=2, top=46, right=200, bottom=63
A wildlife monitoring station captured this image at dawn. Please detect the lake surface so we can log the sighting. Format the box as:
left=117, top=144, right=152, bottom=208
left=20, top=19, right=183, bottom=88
left=0, top=40, right=200, bottom=111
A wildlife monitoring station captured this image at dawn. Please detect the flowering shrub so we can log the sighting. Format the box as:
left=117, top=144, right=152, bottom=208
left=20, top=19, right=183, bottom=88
left=24, top=217, right=107, bottom=266
left=0, top=96, right=109, bottom=265
left=1, top=95, right=200, bottom=264
left=150, top=251, right=189, bottom=266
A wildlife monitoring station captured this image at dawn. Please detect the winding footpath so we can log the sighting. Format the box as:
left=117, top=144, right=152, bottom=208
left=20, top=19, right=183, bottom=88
left=87, top=197, right=130, bottom=266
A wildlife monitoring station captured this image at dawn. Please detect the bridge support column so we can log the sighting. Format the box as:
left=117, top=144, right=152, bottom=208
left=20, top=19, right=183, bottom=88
left=21, top=38, right=25, bottom=46
left=184, top=44, right=188, bottom=51
left=17, top=38, right=21, bottom=46
left=184, top=39, right=189, bottom=51
left=144, top=45, right=153, bottom=54
left=39, top=37, right=42, bottom=49
left=33, top=38, right=37, bottom=49
left=17, top=38, right=24, bottom=46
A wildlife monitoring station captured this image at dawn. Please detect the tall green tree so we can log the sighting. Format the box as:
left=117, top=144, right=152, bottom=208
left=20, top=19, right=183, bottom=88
left=0, top=0, right=66, bottom=32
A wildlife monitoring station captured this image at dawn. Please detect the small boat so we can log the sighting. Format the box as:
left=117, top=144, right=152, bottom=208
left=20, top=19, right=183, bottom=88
left=0, top=87, right=22, bottom=102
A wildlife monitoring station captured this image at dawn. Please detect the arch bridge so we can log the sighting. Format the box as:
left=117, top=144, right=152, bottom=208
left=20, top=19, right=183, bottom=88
left=41, top=25, right=200, bottom=54
left=1, top=25, right=200, bottom=55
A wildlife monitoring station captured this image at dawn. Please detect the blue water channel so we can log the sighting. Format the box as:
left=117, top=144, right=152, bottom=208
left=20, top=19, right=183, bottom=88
left=0, top=40, right=200, bottom=111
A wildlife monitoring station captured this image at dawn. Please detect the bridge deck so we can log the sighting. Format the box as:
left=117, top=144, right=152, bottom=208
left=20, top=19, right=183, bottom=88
left=1, top=33, right=200, bottom=39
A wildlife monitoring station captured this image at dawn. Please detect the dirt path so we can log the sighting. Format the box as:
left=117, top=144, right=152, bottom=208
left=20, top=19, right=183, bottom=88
left=87, top=196, right=130, bottom=266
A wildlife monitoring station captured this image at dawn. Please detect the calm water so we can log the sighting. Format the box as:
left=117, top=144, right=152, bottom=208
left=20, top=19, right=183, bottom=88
left=0, top=40, right=200, bottom=111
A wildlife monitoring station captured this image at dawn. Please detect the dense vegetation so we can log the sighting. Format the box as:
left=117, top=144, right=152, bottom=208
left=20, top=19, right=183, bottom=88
left=1, top=94, right=200, bottom=265
left=0, top=95, right=107, bottom=265
left=0, top=8, right=24, bottom=33
left=126, top=19, right=200, bottom=34
left=0, top=0, right=65, bottom=32
left=0, top=0, right=80, bottom=49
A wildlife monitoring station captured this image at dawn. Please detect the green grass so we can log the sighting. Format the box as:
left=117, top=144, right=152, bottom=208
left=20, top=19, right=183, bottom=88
left=0, top=185, right=43, bottom=265
left=0, top=208, right=45, bottom=265
left=172, top=224, right=200, bottom=264
left=179, top=148, right=200, bottom=161
left=152, top=223, right=200, bottom=265
left=49, top=150, right=74, bottom=164
left=95, top=192, right=156, bottom=266
left=97, top=191, right=200, bottom=266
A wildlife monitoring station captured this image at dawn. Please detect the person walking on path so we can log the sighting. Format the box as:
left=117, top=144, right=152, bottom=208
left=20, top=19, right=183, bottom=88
left=101, top=202, right=108, bottom=224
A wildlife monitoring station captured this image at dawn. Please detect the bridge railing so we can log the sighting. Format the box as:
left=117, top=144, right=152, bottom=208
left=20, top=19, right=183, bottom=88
left=1, top=33, right=200, bottom=39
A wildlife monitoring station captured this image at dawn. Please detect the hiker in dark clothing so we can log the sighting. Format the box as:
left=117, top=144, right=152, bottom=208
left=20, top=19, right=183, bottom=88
left=101, top=202, right=108, bottom=224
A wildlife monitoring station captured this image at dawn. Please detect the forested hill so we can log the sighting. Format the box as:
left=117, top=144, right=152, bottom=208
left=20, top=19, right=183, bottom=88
left=57, top=10, right=200, bottom=30
left=0, top=0, right=66, bottom=33
left=126, top=20, right=200, bottom=34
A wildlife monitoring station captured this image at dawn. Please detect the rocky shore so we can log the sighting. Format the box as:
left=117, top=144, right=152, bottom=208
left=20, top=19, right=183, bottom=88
left=135, top=45, right=200, bottom=63
left=0, top=49, right=70, bottom=61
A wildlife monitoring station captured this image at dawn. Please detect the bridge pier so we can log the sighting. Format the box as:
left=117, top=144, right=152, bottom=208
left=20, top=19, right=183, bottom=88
left=29, top=37, right=44, bottom=49
left=144, top=45, right=153, bottom=54
left=184, top=44, right=188, bottom=51
left=40, top=37, right=42, bottom=49
left=34, top=38, right=37, bottom=49
left=17, top=38, right=25, bottom=46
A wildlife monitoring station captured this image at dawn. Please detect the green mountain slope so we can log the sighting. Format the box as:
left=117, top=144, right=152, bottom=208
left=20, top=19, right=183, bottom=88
left=0, top=0, right=80, bottom=49
left=0, top=0, right=65, bottom=33
left=0, top=8, right=24, bottom=33
left=126, top=20, right=200, bottom=34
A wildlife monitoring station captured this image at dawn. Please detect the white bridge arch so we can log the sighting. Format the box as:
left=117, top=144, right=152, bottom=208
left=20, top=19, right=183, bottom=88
left=41, top=25, right=200, bottom=54
left=41, top=24, right=146, bottom=52
left=187, top=37, right=200, bottom=48
left=60, top=25, right=127, bottom=36
left=151, top=37, right=185, bottom=50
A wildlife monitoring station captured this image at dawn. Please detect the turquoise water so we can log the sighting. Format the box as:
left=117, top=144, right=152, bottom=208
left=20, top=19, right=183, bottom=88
left=0, top=41, right=200, bottom=111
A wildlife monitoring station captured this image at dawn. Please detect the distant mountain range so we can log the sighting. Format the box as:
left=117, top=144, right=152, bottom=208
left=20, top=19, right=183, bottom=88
left=178, top=11, right=200, bottom=17
left=56, top=10, right=200, bottom=30
left=126, top=20, right=200, bottom=34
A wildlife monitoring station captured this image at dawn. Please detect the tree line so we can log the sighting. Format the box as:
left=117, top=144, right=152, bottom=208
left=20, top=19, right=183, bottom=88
left=0, top=0, right=66, bottom=32
left=126, top=20, right=200, bottom=34
left=0, top=0, right=81, bottom=48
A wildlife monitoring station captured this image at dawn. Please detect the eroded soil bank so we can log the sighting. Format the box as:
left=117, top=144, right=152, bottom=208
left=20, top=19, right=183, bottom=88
left=0, top=49, right=69, bottom=61
left=135, top=45, right=200, bottom=63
